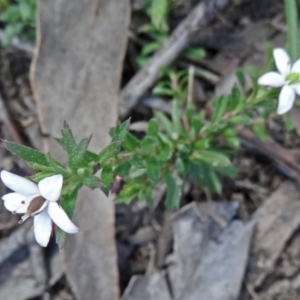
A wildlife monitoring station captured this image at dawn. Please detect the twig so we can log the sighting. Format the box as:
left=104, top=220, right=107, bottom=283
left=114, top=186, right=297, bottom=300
left=119, top=0, right=230, bottom=117
left=240, top=128, right=300, bottom=183
left=0, top=30, right=34, bottom=56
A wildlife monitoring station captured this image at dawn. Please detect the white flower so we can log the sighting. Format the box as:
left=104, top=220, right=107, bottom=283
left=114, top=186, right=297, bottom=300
left=1, top=170, right=79, bottom=247
left=258, top=48, right=300, bottom=114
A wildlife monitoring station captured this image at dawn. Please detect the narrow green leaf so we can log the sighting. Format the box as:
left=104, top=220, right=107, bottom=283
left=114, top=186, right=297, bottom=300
left=83, top=150, right=99, bottom=164
left=4, top=141, right=51, bottom=167
left=181, top=47, right=205, bottom=59
left=80, top=172, right=102, bottom=189
left=147, top=119, right=159, bottom=136
left=154, top=111, right=173, bottom=136
left=212, top=96, right=228, bottom=123
left=282, top=114, right=294, bottom=131
left=252, top=124, right=268, bottom=141
left=69, top=137, right=91, bottom=169
left=123, top=133, right=140, bottom=152
left=229, top=115, right=251, bottom=125
left=56, top=183, right=81, bottom=248
left=47, top=155, right=70, bottom=176
left=235, top=68, right=246, bottom=88
left=165, top=172, right=182, bottom=210
left=152, top=86, right=174, bottom=97
left=141, top=136, right=158, bottom=154
left=30, top=171, right=56, bottom=183
left=157, top=143, right=172, bottom=161
left=228, top=85, right=242, bottom=111
left=151, top=0, right=168, bottom=29
left=98, top=142, right=121, bottom=165
left=56, top=121, right=76, bottom=155
left=110, top=119, right=130, bottom=142
left=145, top=156, right=161, bottom=182
left=100, top=166, right=113, bottom=195
left=193, top=150, right=231, bottom=168
left=114, top=161, right=131, bottom=177
left=172, top=100, right=182, bottom=136
left=206, top=168, right=222, bottom=194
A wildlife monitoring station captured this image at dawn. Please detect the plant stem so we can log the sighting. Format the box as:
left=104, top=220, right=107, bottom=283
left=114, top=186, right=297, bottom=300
left=284, top=0, right=298, bottom=62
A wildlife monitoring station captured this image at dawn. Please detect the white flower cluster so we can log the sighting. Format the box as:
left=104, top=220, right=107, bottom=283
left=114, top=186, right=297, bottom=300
left=258, top=48, right=300, bottom=115
left=1, top=171, right=78, bottom=247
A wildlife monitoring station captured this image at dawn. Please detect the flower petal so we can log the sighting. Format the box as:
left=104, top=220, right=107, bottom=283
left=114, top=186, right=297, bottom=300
left=274, top=48, right=291, bottom=77
left=1, top=170, right=39, bottom=196
left=258, top=72, right=285, bottom=87
left=277, top=85, right=295, bottom=115
left=47, top=202, right=79, bottom=234
left=292, top=83, right=300, bottom=96
left=2, top=192, right=34, bottom=213
left=292, top=58, right=300, bottom=73
left=34, top=210, right=52, bottom=247
left=38, top=174, right=63, bottom=202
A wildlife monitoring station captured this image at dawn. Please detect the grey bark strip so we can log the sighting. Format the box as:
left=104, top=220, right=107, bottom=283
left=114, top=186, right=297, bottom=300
left=246, top=181, right=300, bottom=288
left=30, top=0, right=130, bottom=299
left=119, top=0, right=230, bottom=117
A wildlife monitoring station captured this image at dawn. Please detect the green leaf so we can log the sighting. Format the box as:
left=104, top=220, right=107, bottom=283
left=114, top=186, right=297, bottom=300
left=110, top=119, right=130, bottom=142
left=235, top=68, right=246, bottom=88
left=189, top=116, right=203, bottom=139
left=98, top=142, right=121, bottom=165
left=157, top=143, right=172, bottom=161
left=181, top=47, right=205, bottom=60
left=145, top=156, right=161, bottom=182
left=282, top=114, right=294, bottom=131
left=206, top=168, right=222, bottom=194
left=252, top=124, right=268, bottom=141
left=212, top=96, right=228, bottom=123
left=80, top=172, right=102, bottom=189
left=224, top=136, right=240, bottom=149
left=19, top=2, right=30, bottom=20
left=47, top=155, right=70, bottom=176
left=229, top=115, right=251, bottom=125
left=30, top=171, right=56, bottom=183
left=165, top=172, right=182, bottom=210
left=215, top=165, right=237, bottom=178
left=152, top=86, right=174, bottom=97
left=154, top=111, right=173, bottom=136
left=116, top=183, right=140, bottom=203
left=123, top=133, right=140, bottom=152
left=141, top=41, right=161, bottom=55
left=69, top=137, right=91, bottom=169
left=228, top=85, right=242, bottom=111
left=56, top=121, right=76, bottom=155
left=151, top=0, right=168, bottom=29
left=175, top=157, right=184, bottom=173
left=147, top=119, right=159, bottom=136
left=83, top=150, right=99, bottom=164
left=114, top=161, right=131, bottom=177
left=100, top=166, right=113, bottom=195
left=141, top=136, right=158, bottom=154
left=4, top=141, right=51, bottom=168
left=56, top=183, right=81, bottom=248
left=193, top=150, right=231, bottom=168
left=129, top=167, right=147, bottom=178
left=172, top=100, right=182, bottom=136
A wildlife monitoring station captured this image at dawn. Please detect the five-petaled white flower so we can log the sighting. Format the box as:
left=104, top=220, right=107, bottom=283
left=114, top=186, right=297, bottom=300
left=258, top=48, right=300, bottom=115
left=1, top=170, right=79, bottom=247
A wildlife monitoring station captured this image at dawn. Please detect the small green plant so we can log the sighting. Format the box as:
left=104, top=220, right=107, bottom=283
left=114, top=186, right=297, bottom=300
left=0, top=0, right=36, bottom=45
left=136, top=0, right=205, bottom=66
left=0, top=0, right=299, bottom=249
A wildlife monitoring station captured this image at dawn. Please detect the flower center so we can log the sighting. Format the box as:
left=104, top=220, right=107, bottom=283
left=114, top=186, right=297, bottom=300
left=19, top=196, right=46, bottom=224
left=286, top=72, right=300, bottom=84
